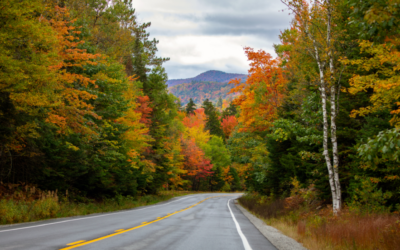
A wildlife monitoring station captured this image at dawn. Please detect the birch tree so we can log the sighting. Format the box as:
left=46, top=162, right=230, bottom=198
left=281, top=0, right=343, bottom=213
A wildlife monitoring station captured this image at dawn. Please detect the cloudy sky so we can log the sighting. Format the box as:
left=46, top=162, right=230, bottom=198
left=133, top=0, right=292, bottom=80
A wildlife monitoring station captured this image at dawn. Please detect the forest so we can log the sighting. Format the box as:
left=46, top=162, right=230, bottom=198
left=1, top=0, right=400, bottom=248
left=231, top=0, right=400, bottom=214
left=230, top=0, right=400, bottom=248
left=0, top=0, right=242, bottom=202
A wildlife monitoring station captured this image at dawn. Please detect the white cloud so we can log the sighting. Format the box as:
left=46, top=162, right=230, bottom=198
left=133, top=0, right=291, bottom=79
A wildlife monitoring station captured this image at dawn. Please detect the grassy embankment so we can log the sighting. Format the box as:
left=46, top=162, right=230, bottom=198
left=0, top=183, right=197, bottom=225
left=239, top=192, right=400, bottom=250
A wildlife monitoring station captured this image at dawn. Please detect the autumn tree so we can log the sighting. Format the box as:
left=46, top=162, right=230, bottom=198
left=0, top=0, right=61, bottom=155
left=181, top=138, right=213, bottom=190
left=229, top=47, right=287, bottom=132
left=281, top=0, right=344, bottom=213
left=221, top=116, right=238, bottom=139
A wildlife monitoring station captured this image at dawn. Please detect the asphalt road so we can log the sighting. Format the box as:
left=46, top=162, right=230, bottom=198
left=0, top=193, right=277, bottom=250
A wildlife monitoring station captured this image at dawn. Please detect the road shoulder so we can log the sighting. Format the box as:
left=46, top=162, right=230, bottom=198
left=234, top=201, right=308, bottom=250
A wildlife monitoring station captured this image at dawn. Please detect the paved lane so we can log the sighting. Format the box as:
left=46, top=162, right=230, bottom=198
left=0, top=194, right=277, bottom=250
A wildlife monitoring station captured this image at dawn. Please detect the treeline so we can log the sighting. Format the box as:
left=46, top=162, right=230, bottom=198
left=227, top=0, right=400, bottom=213
left=0, top=0, right=242, bottom=199
left=169, top=81, right=239, bottom=106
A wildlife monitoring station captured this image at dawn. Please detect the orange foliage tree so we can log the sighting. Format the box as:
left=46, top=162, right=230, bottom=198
left=221, top=115, right=238, bottom=139
left=182, top=108, right=210, bottom=148
left=229, top=47, right=287, bottom=132
left=47, top=6, right=103, bottom=137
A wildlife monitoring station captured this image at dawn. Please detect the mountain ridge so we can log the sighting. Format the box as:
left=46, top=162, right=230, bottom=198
left=167, top=70, right=247, bottom=87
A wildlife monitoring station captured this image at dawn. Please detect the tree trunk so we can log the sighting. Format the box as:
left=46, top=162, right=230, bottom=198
left=327, top=1, right=342, bottom=213
left=282, top=0, right=342, bottom=214
left=318, top=63, right=339, bottom=214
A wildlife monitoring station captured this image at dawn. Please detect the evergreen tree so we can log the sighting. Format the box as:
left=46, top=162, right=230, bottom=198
left=202, top=99, right=224, bottom=138
left=186, top=98, right=196, bottom=114
left=209, top=166, right=225, bottom=191
left=229, top=167, right=241, bottom=191
left=129, top=20, right=178, bottom=194
left=217, top=96, right=223, bottom=108
left=222, top=102, right=238, bottom=119
left=202, top=98, right=213, bottom=114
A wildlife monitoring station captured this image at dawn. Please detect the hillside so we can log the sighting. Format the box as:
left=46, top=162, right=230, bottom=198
left=169, top=81, right=240, bottom=106
left=167, top=70, right=247, bottom=87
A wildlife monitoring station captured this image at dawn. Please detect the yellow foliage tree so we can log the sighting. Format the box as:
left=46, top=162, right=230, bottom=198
left=344, top=39, right=400, bottom=126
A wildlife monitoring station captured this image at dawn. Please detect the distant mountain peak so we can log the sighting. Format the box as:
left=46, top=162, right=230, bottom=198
left=167, top=70, right=247, bottom=87
left=196, top=70, right=225, bottom=76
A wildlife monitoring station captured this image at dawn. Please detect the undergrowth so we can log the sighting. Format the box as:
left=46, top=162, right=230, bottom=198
left=0, top=183, right=195, bottom=225
left=239, top=192, right=400, bottom=250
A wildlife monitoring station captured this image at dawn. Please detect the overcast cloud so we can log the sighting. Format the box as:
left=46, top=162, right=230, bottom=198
left=133, top=0, right=291, bottom=79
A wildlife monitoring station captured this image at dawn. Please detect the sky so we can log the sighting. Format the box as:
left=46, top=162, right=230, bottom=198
left=133, top=0, right=292, bottom=80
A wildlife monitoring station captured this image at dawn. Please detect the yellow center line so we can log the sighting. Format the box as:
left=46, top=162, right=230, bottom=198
left=66, top=240, right=85, bottom=246
left=60, top=195, right=231, bottom=250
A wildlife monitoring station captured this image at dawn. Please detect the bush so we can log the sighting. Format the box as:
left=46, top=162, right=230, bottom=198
left=240, top=192, right=400, bottom=250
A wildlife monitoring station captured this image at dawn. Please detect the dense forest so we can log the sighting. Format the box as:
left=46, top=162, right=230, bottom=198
left=1, top=0, right=400, bottom=217
left=0, top=0, right=243, bottom=200
left=229, top=0, right=400, bottom=215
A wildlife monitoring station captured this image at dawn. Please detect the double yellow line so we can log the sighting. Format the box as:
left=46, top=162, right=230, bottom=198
left=60, top=195, right=223, bottom=249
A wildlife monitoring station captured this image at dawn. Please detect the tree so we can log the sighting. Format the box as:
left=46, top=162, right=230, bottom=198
left=217, top=96, right=223, bottom=108
left=202, top=99, right=224, bottom=138
left=0, top=0, right=61, bottom=153
left=344, top=39, right=400, bottom=127
left=221, top=102, right=238, bottom=119
left=229, top=47, right=287, bottom=132
left=182, top=108, right=210, bottom=149
left=281, top=0, right=344, bottom=213
left=181, top=138, right=213, bottom=190
left=221, top=116, right=238, bottom=139
left=186, top=98, right=197, bottom=115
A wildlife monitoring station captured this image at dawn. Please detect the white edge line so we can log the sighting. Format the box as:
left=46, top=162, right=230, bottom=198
left=0, top=194, right=201, bottom=233
left=227, top=198, right=253, bottom=250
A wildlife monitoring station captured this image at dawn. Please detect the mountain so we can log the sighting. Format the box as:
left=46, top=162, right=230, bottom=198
left=169, top=81, right=240, bottom=106
left=167, top=70, right=247, bottom=87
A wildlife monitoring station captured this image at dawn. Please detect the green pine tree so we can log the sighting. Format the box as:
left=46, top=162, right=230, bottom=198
left=186, top=98, right=197, bottom=114
left=217, top=96, right=223, bottom=108
left=202, top=99, right=224, bottom=138
left=222, top=102, right=237, bottom=119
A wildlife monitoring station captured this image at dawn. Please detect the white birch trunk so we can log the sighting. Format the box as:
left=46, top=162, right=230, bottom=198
left=326, top=1, right=342, bottom=212
left=281, top=0, right=342, bottom=214
left=315, top=53, right=339, bottom=214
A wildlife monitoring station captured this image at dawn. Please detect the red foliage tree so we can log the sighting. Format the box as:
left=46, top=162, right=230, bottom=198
left=180, top=138, right=213, bottom=189
left=136, top=96, right=152, bottom=126
left=221, top=115, right=238, bottom=139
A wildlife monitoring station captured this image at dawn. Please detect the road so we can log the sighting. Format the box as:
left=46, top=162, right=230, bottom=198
left=0, top=193, right=277, bottom=250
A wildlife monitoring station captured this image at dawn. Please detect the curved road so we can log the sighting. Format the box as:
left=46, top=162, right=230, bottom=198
left=0, top=194, right=277, bottom=250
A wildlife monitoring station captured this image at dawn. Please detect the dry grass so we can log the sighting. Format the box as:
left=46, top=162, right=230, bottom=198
left=239, top=193, right=400, bottom=250
left=0, top=183, right=197, bottom=225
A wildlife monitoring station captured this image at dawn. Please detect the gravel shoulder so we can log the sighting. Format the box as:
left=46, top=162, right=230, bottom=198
left=234, top=201, right=308, bottom=250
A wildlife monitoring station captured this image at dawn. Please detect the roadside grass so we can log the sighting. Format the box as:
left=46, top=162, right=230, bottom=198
left=238, top=193, right=400, bottom=250
left=0, top=183, right=197, bottom=225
